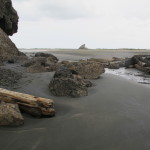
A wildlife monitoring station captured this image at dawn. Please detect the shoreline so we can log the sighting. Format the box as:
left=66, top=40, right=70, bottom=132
left=1, top=50, right=150, bottom=150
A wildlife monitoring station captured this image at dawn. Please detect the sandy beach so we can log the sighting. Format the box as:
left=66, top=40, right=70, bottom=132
left=0, top=50, right=150, bottom=150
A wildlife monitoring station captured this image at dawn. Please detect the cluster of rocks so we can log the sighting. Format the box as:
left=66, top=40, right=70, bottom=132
left=0, top=67, right=22, bottom=87
left=125, top=55, right=150, bottom=74
left=49, top=61, right=105, bottom=97
left=22, top=52, right=59, bottom=73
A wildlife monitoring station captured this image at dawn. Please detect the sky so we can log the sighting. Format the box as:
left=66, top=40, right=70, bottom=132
left=10, top=0, right=150, bottom=49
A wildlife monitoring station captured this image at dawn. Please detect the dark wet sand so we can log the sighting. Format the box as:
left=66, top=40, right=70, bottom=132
left=1, top=70, right=150, bottom=150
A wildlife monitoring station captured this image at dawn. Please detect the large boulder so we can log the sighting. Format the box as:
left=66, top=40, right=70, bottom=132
left=0, top=28, right=25, bottom=61
left=49, top=67, right=92, bottom=97
left=35, top=52, right=58, bottom=63
left=65, top=61, right=105, bottom=79
left=0, top=102, right=24, bottom=126
left=49, top=78, right=88, bottom=97
left=0, top=0, right=19, bottom=36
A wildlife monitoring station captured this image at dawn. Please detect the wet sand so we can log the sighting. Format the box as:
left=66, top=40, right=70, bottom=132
left=1, top=50, right=150, bottom=150
left=1, top=71, right=150, bottom=150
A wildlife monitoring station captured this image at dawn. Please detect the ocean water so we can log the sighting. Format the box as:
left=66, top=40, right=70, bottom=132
left=105, top=68, right=150, bottom=85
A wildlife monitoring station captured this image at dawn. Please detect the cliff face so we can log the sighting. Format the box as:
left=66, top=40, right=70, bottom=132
left=0, top=0, right=18, bottom=36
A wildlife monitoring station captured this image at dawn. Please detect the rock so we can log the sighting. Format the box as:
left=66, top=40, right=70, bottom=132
left=65, top=61, right=105, bottom=79
left=0, top=67, right=22, bottom=87
left=45, top=63, right=61, bottom=72
left=46, top=56, right=59, bottom=64
left=49, top=78, right=88, bottom=97
left=27, top=63, right=47, bottom=73
left=78, top=44, right=87, bottom=49
left=0, top=28, right=25, bottom=61
left=133, top=55, right=150, bottom=67
left=49, top=67, right=92, bottom=97
left=35, top=53, right=58, bottom=62
left=22, top=57, right=46, bottom=67
left=88, top=58, right=115, bottom=63
left=135, top=64, right=150, bottom=74
left=0, top=102, right=24, bottom=126
left=108, top=62, right=120, bottom=69
left=124, top=58, right=135, bottom=68
left=0, top=0, right=18, bottom=35
left=54, top=66, right=79, bottom=79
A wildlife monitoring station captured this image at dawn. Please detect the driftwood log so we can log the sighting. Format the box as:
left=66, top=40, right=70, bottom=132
left=0, top=88, right=55, bottom=117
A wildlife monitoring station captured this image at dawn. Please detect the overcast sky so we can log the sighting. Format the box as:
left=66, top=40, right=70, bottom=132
left=10, top=0, right=150, bottom=49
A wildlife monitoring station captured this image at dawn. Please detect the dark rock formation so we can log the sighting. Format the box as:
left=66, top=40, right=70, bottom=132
left=78, top=44, right=87, bottom=49
left=35, top=52, right=58, bottom=63
left=49, top=67, right=92, bottom=97
left=0, top=102, right=24, bottom=126
left=0, top=28, right=25, bottom=61
left=49, top=78, right=88, bottom=97
left=0, top=0, right=19, bottom=35
left=64, top=61, right=105, bottom=79
left=125, top=55, right=150, bottom=74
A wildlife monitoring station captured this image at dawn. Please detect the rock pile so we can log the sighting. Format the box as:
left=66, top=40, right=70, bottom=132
left=23, top=53, right=59, bottom=73
left=125, top=55, right=150, bottom=74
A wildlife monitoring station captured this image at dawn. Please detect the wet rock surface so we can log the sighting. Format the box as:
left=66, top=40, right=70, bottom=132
left=0, top=102, right=24, bottom=126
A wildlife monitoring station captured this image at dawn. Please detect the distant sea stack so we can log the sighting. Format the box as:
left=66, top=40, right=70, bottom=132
left=78, top=44, right=88, bottom=49
left=0, top=0, right=25, bottom=60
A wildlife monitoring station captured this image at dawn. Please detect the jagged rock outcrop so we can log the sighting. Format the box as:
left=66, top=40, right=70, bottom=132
left=0, top=0, right=18, bottom=36
left=78, top=44, right=87, bottom=49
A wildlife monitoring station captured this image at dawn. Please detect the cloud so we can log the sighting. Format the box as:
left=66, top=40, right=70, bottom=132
left=11, top=0, right=150, bottom=49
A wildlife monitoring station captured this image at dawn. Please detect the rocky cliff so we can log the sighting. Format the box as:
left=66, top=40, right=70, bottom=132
left=0, top=0, right=18, bottom=36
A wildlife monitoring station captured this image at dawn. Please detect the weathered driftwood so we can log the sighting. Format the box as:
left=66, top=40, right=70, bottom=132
left=0, top=88, right=55, bottom=117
